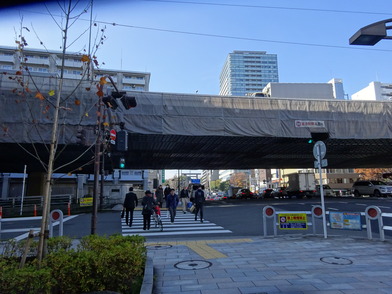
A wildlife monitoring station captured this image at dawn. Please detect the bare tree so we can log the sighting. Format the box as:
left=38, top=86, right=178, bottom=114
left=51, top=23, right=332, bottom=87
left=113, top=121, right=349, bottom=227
left=3, top=0, right=108, bottom=263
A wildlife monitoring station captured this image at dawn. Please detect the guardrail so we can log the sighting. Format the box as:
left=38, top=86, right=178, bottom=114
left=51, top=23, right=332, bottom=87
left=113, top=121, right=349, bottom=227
left=263, top=205, right=392, bottom=241
left=0, top=194, right=73, bottom=209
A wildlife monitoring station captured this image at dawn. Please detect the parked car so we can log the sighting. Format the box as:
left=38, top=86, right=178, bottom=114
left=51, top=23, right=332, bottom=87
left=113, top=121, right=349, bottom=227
left=316, top=185, right=335, bottom=197
left=271, top=187, right=288, bottom=199
left=236, top=188, right=255, bottom=199
left=351, top=180, right=392, bottom=197
left=261, top=188, right=274, bottom=199
left=214, top=191, right=224, bottom=200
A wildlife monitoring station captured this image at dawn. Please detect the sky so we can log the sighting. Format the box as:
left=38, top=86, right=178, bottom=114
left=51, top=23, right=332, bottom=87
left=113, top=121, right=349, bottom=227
left=1, top=0, right=392, bottom=179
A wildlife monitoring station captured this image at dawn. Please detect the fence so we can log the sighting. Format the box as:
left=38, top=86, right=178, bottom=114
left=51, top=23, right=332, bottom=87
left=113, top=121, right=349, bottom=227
left=0, top=194, right=73, bottom=209
left=263, top=205, right=392, bottom=241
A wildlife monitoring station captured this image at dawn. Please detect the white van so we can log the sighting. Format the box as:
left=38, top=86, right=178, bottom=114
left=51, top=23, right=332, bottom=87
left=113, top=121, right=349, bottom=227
left=316, top=185, right=335, bottom=197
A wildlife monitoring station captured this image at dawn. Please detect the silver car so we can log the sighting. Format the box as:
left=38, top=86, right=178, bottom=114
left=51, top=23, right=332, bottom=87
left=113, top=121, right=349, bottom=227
left=316, top=185, right=335, bottom=197
left=351, top=180, right=392, bottom=197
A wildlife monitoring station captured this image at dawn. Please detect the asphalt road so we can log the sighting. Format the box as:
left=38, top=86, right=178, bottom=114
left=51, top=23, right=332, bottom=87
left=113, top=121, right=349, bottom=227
left=1, top=196, right=391, bottom=242
left=205, top=196, right=392, bottom=239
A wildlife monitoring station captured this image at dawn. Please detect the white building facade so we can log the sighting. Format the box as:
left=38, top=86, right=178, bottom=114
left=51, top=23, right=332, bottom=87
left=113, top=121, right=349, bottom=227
left=351, top=82, right=392, bottom=101
left=0, top=45, right=156, bottom=201
left=0, top=45, right=151, bottom=92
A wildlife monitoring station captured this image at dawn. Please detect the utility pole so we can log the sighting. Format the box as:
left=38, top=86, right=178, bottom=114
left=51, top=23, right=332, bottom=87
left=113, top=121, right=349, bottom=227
left=91, top=86, right=103, bottom=234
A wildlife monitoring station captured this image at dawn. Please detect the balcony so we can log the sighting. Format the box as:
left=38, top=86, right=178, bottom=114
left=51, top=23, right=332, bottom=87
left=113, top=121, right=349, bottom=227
left=0, top=55, right=14, bottom=63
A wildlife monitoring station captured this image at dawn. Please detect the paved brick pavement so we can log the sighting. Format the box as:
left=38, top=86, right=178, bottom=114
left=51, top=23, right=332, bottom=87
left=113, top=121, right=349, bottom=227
left=146, top=235, right=392, bottom=294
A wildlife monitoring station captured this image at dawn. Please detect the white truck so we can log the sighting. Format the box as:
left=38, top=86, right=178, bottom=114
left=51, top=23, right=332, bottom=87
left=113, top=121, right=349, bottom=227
left=285, top=172, right=317, bottom=199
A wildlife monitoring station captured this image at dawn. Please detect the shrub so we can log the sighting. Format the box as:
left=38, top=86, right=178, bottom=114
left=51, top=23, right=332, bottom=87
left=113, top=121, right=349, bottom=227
left=47, top=235, right=73, bottom=253
left=0, top=235, right=146, bottom=294
left=0, top=258, right=52, bottom=294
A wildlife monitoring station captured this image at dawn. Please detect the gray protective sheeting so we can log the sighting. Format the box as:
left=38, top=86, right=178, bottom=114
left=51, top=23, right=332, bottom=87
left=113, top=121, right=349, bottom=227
left=121, top=91, right=391, bottom=140
left=1, top=72, right=391, bottom=144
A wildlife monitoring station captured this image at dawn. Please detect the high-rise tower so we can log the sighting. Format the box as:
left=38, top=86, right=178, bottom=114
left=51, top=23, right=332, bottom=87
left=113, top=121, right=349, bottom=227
left=219, top=50, right=279, bottom=96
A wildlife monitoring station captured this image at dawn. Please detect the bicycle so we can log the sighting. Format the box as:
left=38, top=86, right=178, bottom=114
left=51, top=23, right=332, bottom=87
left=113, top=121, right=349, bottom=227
left=152, top=206, right=163, bottom=231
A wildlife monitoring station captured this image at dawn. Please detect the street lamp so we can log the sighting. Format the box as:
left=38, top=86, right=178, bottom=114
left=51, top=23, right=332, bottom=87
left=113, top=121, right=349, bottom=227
left=349, top=18, right=392, bottom=45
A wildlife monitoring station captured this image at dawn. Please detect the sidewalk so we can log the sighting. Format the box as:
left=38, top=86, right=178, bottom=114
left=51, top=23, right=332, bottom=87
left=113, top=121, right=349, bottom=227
left=146, top=235, right=392, bottom=294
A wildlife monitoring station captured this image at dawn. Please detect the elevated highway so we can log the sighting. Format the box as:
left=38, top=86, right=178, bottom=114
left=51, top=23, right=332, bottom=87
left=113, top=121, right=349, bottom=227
left=1, top=74, right=392, bottom=173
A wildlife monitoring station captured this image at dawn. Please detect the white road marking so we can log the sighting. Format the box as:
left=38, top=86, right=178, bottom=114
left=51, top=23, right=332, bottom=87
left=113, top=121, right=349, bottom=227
left=122, top=212, right=232, bottom=237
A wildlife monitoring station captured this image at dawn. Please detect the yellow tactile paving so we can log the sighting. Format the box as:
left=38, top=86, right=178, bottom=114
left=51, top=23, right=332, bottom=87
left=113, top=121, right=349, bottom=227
left=145, top=238, right=253, bottom=259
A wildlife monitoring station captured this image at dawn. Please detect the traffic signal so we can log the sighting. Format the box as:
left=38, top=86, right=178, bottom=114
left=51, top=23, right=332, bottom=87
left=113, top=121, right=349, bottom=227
left=102, top=92, right=137, bottom=110
left=119, top=157, right=125, bottom=169
left=102, top=96, right=119, bottom=109
left=120, top=95, right=137, bottom=109
left=116, top=130, right=128, bottom=152
left=308, top=132, right=329, bottom=143
left=76, top=128, right=86, bottom=145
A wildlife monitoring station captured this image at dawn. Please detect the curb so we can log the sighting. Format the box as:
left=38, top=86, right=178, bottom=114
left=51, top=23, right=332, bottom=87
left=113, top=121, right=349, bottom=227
left=140, top=256, right=154, bottom=294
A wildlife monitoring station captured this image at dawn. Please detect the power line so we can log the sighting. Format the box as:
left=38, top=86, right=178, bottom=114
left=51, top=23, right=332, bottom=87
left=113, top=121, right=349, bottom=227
left=143, top=0, right=392, bottom=16
left=11, top=8, right=392, bottom=52
left=92, top=20, right=392, bottom=52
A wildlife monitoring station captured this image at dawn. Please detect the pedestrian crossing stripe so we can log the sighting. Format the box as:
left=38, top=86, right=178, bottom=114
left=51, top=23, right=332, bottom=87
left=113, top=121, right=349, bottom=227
left=122, top=211, right=232, bottom=237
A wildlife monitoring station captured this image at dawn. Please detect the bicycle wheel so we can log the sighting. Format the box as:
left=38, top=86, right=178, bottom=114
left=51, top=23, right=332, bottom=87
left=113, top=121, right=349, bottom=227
left=158, top=216, right=163, bottom=231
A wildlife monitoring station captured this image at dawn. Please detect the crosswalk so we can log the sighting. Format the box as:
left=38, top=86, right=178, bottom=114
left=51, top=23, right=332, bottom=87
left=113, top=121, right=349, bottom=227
left=122, top=211, right=232, bottom=237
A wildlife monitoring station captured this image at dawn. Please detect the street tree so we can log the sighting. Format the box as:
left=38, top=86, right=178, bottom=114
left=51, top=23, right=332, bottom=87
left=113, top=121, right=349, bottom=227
left=230, top=172, right=247, bottom=187
left=2, top=1, right=109, bottom=263
left=354, top=168, right=392, bottom=181
left=219, top=180, right=230, bottom=192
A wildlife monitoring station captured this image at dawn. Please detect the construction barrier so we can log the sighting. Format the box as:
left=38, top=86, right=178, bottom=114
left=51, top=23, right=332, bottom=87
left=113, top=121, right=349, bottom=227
left=263, top=205, right=392, bottom=241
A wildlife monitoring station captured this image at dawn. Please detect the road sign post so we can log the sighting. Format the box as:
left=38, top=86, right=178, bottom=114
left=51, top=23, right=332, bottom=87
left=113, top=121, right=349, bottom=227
left=110, top=129, right=116, bottom=145
left=313, top=141, right=328, bottom=239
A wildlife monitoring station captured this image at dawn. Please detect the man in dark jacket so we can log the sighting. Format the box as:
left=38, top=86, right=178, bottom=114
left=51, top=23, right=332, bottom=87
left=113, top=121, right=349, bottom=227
left=155, top=185, right=164, bottom=208
left=166, top=189, right=179, bottom=224
left=123, top=187, right=138, bottom=227
left=180, top=186, right=190, bottom=214
left=141, top=190, right=156, bottom=230
left=163, top=185, right=171, bottom=207
left=194, top=186, right=205, bottom=223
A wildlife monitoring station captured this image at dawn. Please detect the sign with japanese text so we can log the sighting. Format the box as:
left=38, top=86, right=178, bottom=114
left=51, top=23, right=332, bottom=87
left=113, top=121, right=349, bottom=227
left=80, top=197, right=93, bottom=207
left=295, top=120, right=325, bottom=128
left=278, top=213, right=308, bottom=230
left=329, top=212, right=362, bottom=230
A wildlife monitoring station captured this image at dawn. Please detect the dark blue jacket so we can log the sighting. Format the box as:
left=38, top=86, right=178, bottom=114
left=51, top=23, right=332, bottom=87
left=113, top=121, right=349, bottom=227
left=167, top=193, right=179, bottom=209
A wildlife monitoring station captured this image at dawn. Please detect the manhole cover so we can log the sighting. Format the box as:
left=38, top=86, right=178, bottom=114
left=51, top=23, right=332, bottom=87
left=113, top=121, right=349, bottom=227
left=145, top=245, right=172, bottom=250
left=320, top=256, right=353, bottom=265
left=174, top=260, right=212, bottom=270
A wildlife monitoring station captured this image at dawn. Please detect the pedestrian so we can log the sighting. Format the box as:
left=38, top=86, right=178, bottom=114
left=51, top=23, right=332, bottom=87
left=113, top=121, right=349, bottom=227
left=194, top=186, right=205, bottom=223
left=163, top=185, right=171, bottom=207
left=123, top=187, right=138, bottom=227
left=166, top=188, right=179, bottom=224
left=179, top=186, right=190, bottom=214
left=141, top=190, right=156, bottom=230
left=155, top=185, right=164, bottom=208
